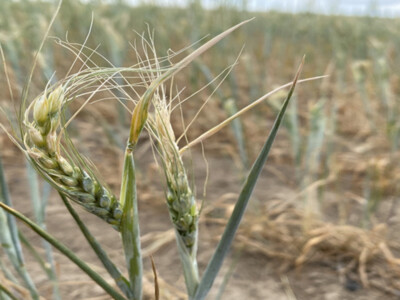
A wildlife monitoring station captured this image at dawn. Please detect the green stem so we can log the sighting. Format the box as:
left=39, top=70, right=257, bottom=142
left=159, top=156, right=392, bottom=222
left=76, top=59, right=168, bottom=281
left=0, top=259, right=19, bottom=285
left=0, top=283, right=19, bottom=300
left=120, top=150, right=142, bottom=300
left=26, top=162, right=60, bottom=300
left=0, top=157, right=39, bottom=300
left=60, top=194, right=133, bottom=299
left=176, top=234, right=199, bottom=299
left=0, top=202, right=126, bottom=300
left=18, top=233, right=58, bottom=290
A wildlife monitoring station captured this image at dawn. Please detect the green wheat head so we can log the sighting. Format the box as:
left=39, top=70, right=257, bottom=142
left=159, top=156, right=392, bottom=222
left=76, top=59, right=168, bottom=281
left=23, top=83, right=123, bottom=227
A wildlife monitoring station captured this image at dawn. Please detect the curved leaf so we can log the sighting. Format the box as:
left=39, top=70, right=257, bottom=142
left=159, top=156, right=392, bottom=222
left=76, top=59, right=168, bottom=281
left=194, top=57, right=305, bottom=300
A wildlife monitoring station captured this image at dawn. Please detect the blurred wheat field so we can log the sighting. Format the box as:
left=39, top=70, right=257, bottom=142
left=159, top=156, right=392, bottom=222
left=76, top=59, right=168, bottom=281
left=1, top=0, right=400, bottom=299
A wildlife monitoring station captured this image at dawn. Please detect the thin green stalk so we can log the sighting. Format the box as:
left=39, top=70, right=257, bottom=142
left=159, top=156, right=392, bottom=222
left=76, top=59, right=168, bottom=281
left=108, top=39, right=127, bottom=127
left=26, top=162, right=60, bottom=300
left=224, top=98, right=249, bottom=171
left=355, top=80, right=376, bottom=132
left=0, top=198, right=19, bottom=272
left=0, top=259, right=19, bottom=285
left=60, top=193, right=133, bottom=299
left=18, top=232, right=50, bottom=274
left=302, top=98, right=326, bottom=214
left=0, top=202, right=126, bottom=300
left=175, top=232, right=199, bottom=299
left=0, top=283, right=19, bottom=300
left=0, top=157, right=39, bottom=300
left=120, top=150, right=142, bottom=300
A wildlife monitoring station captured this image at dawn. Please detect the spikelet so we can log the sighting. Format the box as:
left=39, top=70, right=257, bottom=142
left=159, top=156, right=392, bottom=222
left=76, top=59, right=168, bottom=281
left=151, top=95, right=199, bottom=252
left=24, top=85, right=123, bottom=227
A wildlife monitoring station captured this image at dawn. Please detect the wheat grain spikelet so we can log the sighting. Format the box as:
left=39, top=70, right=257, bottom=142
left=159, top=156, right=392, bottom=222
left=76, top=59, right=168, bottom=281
left=23, top=85, right=123, bottom=227
left=153, top=99, right=199, bottom=252
left=141, top=85, right=199, bottom=253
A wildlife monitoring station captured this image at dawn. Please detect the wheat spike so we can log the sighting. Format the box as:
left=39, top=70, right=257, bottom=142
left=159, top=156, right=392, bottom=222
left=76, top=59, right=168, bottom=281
left=149, top=93, right=199, bottom=252
left=24, top=85, right=123, bottom=227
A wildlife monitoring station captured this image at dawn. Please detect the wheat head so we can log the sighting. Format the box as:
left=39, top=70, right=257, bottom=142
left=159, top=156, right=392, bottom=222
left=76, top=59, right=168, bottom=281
left=23, top=85, right=123, bottom=227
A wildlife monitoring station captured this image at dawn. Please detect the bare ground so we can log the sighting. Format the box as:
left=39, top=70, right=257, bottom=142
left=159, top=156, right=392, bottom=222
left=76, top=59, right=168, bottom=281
left=2, top=122, right=400, bottom=300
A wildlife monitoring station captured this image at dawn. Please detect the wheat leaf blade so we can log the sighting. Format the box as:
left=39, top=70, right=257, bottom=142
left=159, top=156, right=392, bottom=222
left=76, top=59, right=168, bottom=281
left=194, top=57, right=304, bottom=300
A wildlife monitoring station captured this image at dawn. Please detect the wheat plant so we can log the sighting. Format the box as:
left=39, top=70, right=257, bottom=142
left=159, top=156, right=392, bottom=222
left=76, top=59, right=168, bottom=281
left=0, top=2, right=318, bottom=299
